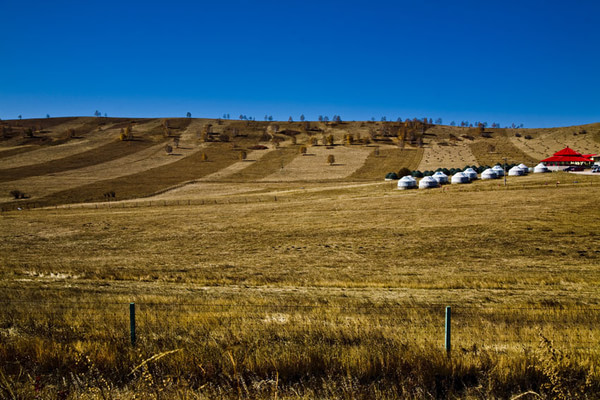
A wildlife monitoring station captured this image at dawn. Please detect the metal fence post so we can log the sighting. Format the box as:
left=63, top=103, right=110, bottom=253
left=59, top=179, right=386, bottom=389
left=445, top=306, right=451, bottom=354
left=130, top=302, right=136, bottom=346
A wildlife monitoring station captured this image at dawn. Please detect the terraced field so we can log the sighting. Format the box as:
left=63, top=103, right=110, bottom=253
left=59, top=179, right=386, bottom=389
left=0, top=117, right=598, bottom=208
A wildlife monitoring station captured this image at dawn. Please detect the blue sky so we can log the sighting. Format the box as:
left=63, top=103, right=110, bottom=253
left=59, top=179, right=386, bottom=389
left=1, top=0, right=599, bottom=127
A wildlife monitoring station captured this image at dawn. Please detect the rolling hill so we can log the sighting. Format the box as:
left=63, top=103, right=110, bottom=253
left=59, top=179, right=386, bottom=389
left=0, top=117, right=598, bottom=207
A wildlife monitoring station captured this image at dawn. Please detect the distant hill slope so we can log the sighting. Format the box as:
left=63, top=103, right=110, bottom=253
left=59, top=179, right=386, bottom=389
left=0, top=117, right=598, bottom=206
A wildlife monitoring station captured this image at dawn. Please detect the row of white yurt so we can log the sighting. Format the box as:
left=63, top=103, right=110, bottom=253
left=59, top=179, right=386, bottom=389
left=419, top=176, right=439, bottom=189
left=397, top=175, right=417, bottom=190
left=451, top=172, right=470, bottom=184
left=518, top=163, right=530, bottom=174
left=508, top=166, right=525, bottom=176
left=492, top=165, right=505, bottom=176
left=481, top=168, right=498, bottom=180
left=463, top=167, right=478, bottom=180
left=432, top=171, right=449, bottom=184
left=534, top=163, right=550, bottom=173
left=399, top=162, right=548, bottom=190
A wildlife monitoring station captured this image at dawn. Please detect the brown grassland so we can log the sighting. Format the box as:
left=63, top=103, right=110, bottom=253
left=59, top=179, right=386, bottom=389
left=0, top=118, right=599, bottom=399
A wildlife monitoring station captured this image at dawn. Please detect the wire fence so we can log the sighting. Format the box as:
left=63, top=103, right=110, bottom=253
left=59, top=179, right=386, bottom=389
left=1, top=301, right=598, bottom=354
left=1, top=176, right=596, bottom=212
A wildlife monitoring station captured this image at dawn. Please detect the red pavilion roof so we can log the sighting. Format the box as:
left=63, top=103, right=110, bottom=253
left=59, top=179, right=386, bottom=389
left=541, top=147, right=593, bottom=163
left=553, top=147, right=583, bottom=157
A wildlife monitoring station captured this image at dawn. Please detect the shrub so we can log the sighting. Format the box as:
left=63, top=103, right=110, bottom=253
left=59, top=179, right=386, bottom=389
left=398, top=167, right=412, bottom=178
left=515, top=132, right=522, bottom=138
left=10, top=190, right=24, bottom=199
left=525, top=135, right=532, bottom=140
left=412, top=170, right=424, bottom=178
left=385, top=172, right=398, bottom=180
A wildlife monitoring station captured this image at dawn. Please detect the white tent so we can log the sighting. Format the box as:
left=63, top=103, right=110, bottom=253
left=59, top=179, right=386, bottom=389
left=533, top=163, right=549, bottom=173
left=492, top=165, right=505, bottom=177
left=451, top=172, right=470, bottom=184
left=397, top=175, right=417, bottom=190
left=508, top=166, right=525, bottom=176
left=432, top=171, right=449, bottom=185
left=463, top=167, right=478, bottom=181
left=481, top=168, right=498, bottom=180
left=419, top=176, right=439, bottom=189
left=518, top=163, right=530, bottom=174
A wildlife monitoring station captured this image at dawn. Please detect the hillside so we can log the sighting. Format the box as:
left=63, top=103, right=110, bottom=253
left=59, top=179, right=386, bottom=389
left=0, top=117, right=598, bottom=207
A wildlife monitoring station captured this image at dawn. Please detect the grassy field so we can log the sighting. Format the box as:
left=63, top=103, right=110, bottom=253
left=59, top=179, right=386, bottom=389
left=1, top=172, right=599, bottom=399
left=1, top=117, right=599, bottom=398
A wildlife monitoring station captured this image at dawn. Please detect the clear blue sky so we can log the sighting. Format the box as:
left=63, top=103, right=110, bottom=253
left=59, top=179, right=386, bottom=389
left=1, top=0, right=599, bottom=128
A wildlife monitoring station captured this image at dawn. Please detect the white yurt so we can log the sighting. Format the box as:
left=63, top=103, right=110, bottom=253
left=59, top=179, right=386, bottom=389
left=533, top=163, right=549, bottom=173
left=397, top=175, right=417, bottom=190
left=419, top=176, right=439, bottom=189
left=518, top=163, right=530, bottom=174
left=432, top=171, right=449, bottom=185
left=508, top=166, right=525, bottom=176
left=451, top=172, right=470, bottom=184
left=463, top=167, right=478, bottom=181
left=481, top=168, right=498, bottom=180
left=492, top=165, right=505, bottom=177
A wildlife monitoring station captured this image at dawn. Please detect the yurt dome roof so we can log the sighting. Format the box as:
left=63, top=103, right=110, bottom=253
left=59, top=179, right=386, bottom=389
left=451, top=172, right=470, bottom=184
left=508, top=166, right=524, bottom=175
left=481, top=168, right=498, bottom=179
left=419, top=176, right=438, bottom=189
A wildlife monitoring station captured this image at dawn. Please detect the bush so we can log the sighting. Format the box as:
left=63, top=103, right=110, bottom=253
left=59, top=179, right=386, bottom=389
left=385, top=172, right=399, bottom=180
left=398, top=167, right=412, bottom=178
left=412, top=170, right=424, bottom=178
left=515, top=132, right=522, bottom=138
left=10, top=190, right=25, bottom=199
left=524, top=135, right=532, bottom=140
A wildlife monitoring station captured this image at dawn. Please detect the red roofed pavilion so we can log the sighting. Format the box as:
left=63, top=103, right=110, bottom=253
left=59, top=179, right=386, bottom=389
left=540, top=147, right=593, bottom=167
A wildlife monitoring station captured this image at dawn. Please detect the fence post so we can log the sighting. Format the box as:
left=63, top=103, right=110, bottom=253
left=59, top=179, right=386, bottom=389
left=130, top=302, right=136, bottom=346
left=445, top=306, right=451, bottom=355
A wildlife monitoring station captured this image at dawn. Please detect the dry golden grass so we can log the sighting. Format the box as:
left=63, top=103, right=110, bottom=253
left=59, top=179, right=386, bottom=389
left=1, top=173, right=599, bottom=398
left=418, top=140, right=478, bottom=171
left=350, top=146, right=423, bottom=179
left=468, top=136, right=539, bottom=166
left=261, top=145, right=372, bottom=181
left=510, top=123, right=600, bottom=161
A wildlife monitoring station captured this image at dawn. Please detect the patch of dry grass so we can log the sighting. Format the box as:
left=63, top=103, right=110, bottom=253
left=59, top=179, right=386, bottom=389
left=350, top=146, right=423, bottom=179
left=0, top=173, right=599, bottom=398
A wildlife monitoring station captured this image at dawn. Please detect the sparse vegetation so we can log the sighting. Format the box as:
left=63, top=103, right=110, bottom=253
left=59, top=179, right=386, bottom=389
left=9, top=189, right=25, bottom=199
